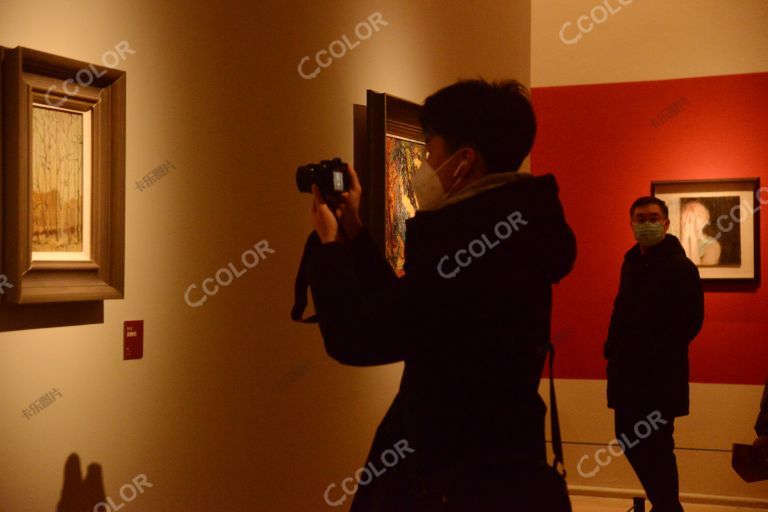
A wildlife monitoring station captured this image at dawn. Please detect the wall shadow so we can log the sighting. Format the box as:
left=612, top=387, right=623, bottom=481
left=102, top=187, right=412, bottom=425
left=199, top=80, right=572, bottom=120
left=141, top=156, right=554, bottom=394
left=56, top=453, right=106, bottom=512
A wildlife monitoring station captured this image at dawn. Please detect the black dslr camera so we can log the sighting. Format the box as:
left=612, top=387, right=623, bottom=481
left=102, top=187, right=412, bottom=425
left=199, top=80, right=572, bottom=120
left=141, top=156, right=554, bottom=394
left=296, top=158, right=349, bottom=199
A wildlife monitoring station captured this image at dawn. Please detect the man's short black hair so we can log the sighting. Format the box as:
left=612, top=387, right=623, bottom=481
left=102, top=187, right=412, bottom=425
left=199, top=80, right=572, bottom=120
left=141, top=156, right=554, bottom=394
left=630, top=196, right=669, bottom=218
left=420, top=79, right=536, bottom=173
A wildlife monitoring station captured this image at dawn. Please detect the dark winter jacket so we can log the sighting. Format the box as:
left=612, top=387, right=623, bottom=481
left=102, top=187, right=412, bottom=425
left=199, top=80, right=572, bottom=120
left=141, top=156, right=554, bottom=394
left=307, top=173, right=575, bottom=510
left=757, top=381, right=768, bottom=437
left=604, top=234, right=704, bottom=417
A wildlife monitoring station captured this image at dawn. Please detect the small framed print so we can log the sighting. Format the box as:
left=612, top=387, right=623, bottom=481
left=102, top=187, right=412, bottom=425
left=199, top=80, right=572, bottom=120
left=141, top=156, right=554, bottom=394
left=652, top=178, right=761, bottom=283
left=1, top=46, right=126, bottom=303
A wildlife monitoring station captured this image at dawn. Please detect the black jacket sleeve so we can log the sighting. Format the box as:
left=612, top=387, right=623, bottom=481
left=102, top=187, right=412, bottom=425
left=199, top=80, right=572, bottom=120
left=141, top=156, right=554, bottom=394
left=306, top=236, right=422, bottom=366
left=757, top=381, right=768, bottom=437
left=653, top=259, right=704, bottom=360
left=536, top=175, right=576, bottom=284
left=604, top=263, right=627, bottom=360
left=346, top=228, right=398, bottom=295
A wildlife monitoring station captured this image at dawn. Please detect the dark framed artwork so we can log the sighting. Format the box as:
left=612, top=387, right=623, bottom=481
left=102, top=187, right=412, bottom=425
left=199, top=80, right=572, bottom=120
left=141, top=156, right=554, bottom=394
left=1, top=46, right=126, bottom=303
left=354, top=90, right=424, bottom=275
left=652, top=178, right=761, bottom=283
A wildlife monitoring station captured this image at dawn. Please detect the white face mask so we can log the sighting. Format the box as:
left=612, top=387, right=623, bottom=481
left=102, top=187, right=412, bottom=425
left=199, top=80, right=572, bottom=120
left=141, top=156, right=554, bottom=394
left=412, top=151, right=466, bottom=210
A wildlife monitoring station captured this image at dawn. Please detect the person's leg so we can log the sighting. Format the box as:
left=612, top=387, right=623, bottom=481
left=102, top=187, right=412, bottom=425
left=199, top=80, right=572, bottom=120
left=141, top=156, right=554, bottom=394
left=643, top=416, right=682, bottom=512
left=615, top=409, right=655, bottom=496
left=615, top=409, right=682, bottom=512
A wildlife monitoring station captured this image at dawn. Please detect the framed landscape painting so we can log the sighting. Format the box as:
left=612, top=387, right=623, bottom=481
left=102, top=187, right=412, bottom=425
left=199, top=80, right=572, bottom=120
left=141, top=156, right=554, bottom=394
left=652, top=178, right=761, bottom=283
left=31, top=103, right=92, bottom=262
left=1, top=46, right=126, bottom=303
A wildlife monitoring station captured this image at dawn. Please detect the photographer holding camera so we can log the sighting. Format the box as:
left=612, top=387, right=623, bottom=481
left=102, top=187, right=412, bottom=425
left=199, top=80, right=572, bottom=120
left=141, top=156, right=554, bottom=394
left=303, top=80, right=576, bottom=511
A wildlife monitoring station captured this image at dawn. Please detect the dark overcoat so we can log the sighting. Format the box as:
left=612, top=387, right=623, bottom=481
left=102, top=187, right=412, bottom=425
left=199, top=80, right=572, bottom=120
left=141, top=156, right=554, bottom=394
left=308, top=173, right=576, bottom=510
left=604, top=234, right=704, bottom=417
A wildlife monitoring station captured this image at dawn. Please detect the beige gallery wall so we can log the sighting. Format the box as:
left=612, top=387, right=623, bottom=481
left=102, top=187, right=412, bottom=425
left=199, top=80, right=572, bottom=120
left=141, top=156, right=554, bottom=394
left=0, top=1, right=531, bottom=511
left=532, top=0, right=768, bottom=503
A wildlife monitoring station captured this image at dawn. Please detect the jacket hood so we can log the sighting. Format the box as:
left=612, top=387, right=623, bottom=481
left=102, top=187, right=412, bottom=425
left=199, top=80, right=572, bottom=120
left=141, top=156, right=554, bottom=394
left=404, top=173, right=575, bottom=288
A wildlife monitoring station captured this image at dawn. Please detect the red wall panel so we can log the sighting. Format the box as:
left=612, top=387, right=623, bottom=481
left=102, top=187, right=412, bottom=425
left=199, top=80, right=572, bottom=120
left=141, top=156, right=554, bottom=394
left=532, top=72, right=768, bottom=385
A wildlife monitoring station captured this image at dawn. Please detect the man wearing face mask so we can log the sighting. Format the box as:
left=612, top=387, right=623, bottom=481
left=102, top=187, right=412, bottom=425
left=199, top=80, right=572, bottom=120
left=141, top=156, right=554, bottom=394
left=305, top=80, right=576, bottom=511
left=604, top=197, right=704, bottom=512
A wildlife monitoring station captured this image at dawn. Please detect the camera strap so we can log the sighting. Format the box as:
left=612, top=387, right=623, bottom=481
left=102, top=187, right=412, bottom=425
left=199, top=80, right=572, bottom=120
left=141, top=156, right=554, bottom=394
left=547, top=341, right=566, bottom=477
left=291, top=231, right=320, bottom=323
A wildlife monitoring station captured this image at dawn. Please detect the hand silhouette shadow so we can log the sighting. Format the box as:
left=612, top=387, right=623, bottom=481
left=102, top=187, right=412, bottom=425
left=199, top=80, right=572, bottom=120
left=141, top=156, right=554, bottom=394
left=57, top=453, right=106, bottom=512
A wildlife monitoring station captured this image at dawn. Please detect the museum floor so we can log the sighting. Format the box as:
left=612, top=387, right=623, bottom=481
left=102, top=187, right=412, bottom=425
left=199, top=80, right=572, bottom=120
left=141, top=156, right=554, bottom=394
left=571, top=496, right=767, bottom=512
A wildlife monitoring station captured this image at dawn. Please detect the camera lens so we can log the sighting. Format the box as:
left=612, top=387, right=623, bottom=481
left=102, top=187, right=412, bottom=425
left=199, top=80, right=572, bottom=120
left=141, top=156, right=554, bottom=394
left=296, top=164, right=315, bottom=193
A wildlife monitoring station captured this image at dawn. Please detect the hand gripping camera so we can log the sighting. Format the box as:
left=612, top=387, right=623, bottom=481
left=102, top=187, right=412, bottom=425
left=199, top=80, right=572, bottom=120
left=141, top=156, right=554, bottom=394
left=296, top=158, right=350, bottom=199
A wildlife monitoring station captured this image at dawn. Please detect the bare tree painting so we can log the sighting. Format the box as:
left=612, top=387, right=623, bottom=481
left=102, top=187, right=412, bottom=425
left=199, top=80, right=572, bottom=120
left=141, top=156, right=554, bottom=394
left=32, top=106, right=84, bottom=252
